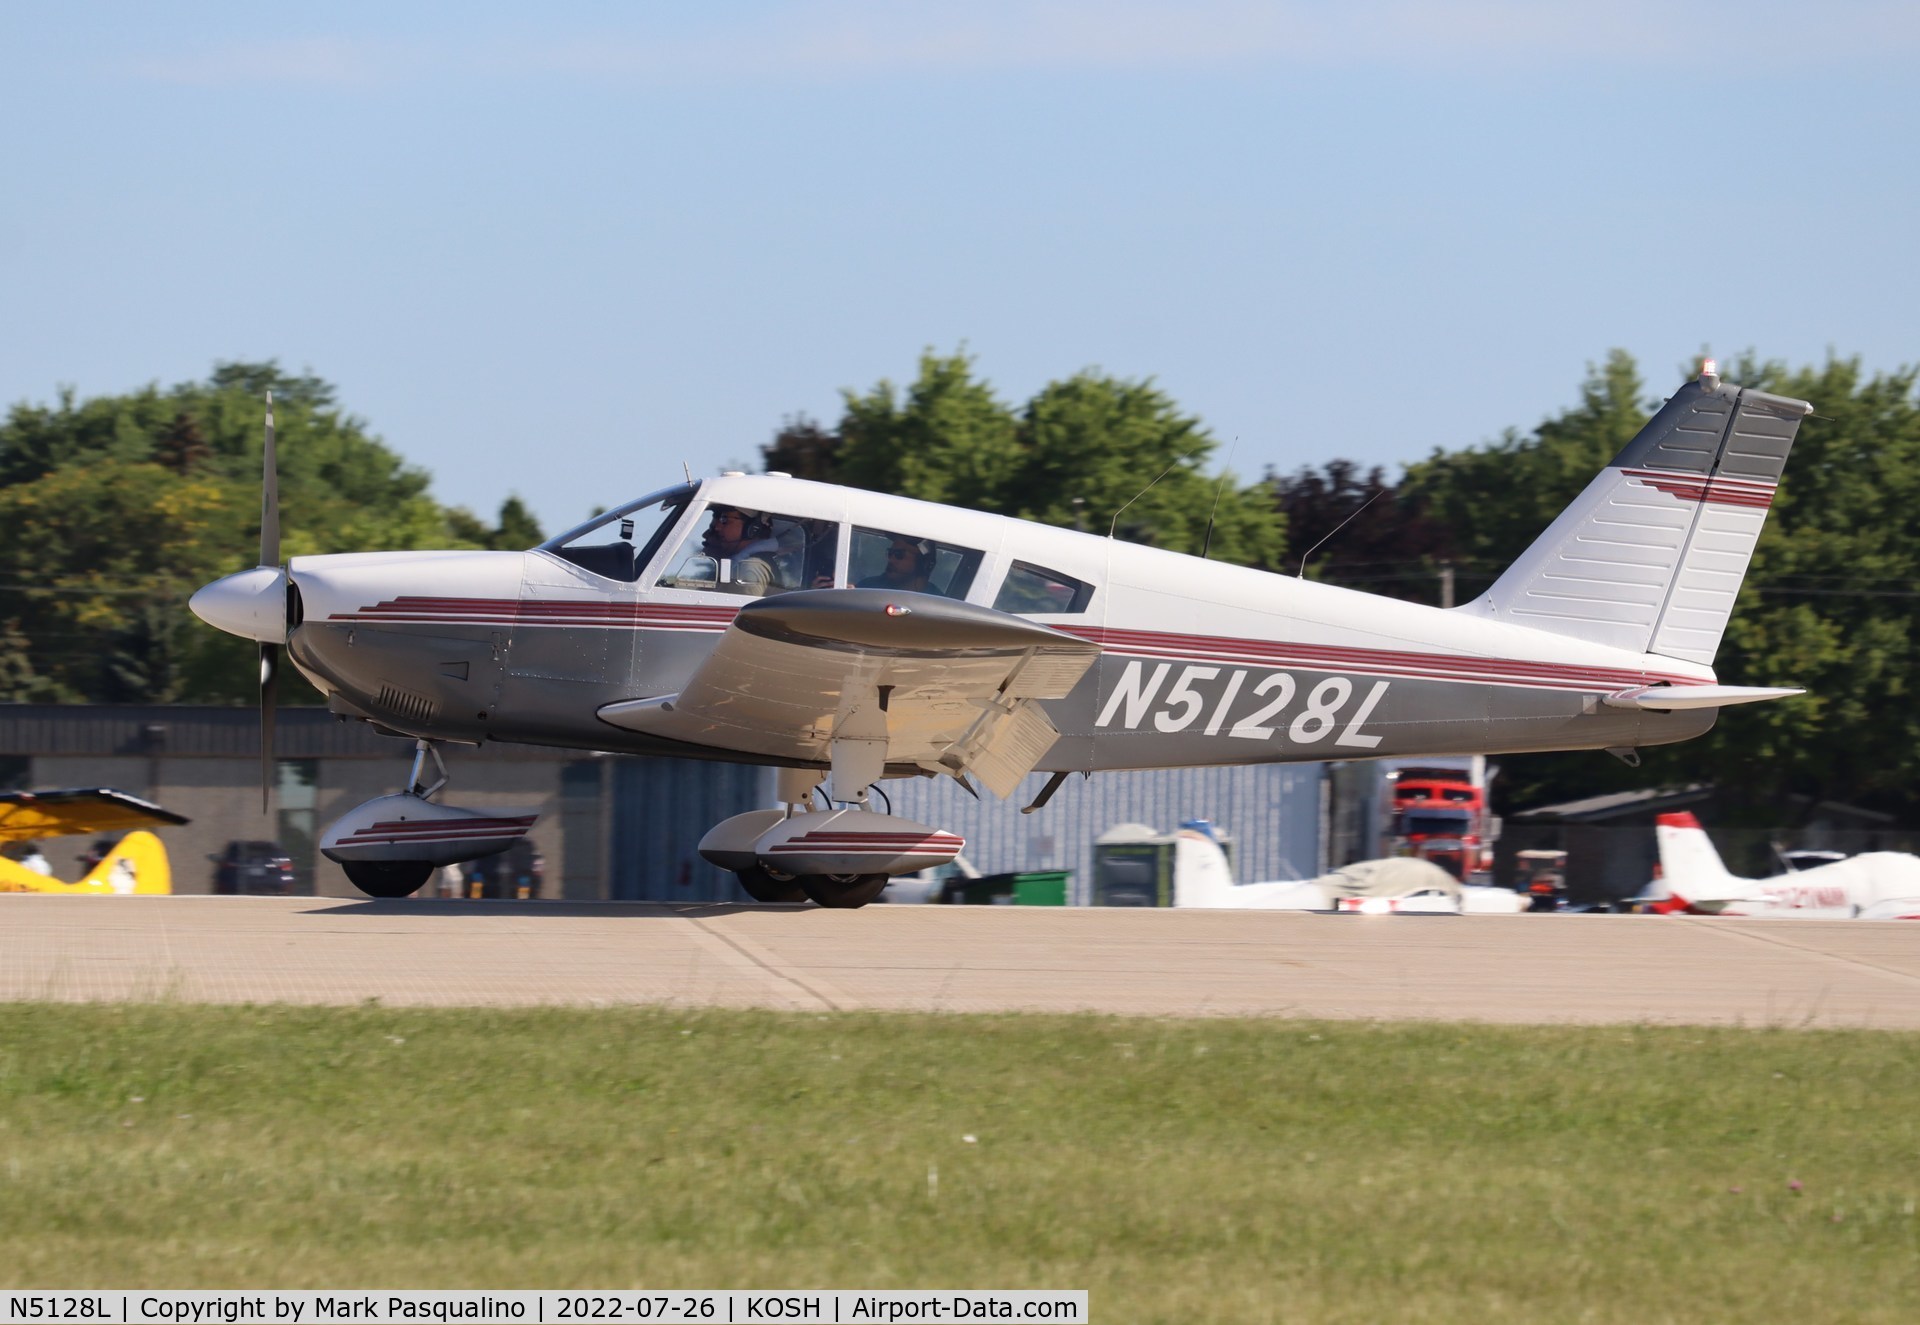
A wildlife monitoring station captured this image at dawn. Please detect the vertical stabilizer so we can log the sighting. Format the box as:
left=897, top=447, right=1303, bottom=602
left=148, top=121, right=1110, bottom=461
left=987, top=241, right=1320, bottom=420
left=1462, top=367, right=1813, bottom=664
left=1654, top=810, right=1742, bottom=906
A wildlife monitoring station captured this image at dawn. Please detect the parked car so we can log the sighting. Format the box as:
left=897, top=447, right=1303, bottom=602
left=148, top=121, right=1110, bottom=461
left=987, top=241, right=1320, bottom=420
left=211, top=840, right=297, bottom=895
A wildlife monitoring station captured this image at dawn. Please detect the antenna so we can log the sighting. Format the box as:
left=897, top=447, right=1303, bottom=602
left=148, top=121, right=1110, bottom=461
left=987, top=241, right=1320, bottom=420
left=1109, top=447, right=1201, bottom=541
left=682, top=460, right=693, bottom=484
left=1296, top=487, right=1383, bottom=579
left=1198, top=438, right=1239, bottom=561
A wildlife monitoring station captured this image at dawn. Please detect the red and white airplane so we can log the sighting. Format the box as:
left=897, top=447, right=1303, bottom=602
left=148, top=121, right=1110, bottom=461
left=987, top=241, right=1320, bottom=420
left=191, top=361, right=1812, bottom=906
left=1652, top=812, right=1920, bottom=920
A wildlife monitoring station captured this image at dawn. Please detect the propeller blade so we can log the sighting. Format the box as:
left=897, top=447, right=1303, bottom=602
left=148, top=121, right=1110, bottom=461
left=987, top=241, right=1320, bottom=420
left=260, top=642, right=279, bottom=814
left=259, top=391, right=281, bottom=814
left=260, top=390, right=280, bottom=569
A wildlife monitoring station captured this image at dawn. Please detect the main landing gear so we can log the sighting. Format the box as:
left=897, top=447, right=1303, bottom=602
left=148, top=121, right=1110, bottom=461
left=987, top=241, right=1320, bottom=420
left=697, top=767, right=964, bottom=910
left=736, top=864, right=888, bottom=908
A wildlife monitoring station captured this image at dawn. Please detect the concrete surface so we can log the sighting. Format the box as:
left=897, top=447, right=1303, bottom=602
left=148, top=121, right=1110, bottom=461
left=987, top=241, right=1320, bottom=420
left=2, top=895, right=1917, bottom=1027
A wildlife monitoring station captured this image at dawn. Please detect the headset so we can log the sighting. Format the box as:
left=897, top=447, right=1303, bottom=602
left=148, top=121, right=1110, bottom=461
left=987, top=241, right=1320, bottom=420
left=706, top=505, right=774, bottom=547
left=887, top=534, right=936, bottom=579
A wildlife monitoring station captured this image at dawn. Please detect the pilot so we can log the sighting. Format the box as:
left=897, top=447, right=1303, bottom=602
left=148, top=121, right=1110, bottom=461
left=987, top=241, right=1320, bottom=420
left=859, top=535, right=937, bottom=593
left=701, top=506, right=781, bottom=595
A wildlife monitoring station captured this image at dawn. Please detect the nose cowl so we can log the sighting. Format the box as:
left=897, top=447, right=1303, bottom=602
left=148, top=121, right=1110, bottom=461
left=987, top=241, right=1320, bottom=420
left=189, top=566, right=289, bottom=643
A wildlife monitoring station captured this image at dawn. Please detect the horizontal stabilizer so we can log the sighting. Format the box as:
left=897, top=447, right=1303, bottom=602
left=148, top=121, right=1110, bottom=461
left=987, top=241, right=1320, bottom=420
left=1602, top=684, right=1804, bottom=711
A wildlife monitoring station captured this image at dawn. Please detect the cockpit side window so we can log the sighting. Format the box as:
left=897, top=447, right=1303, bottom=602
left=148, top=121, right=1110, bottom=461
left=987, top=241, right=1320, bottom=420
left=992, top=561, right=1095, bottom=615
left=658, top=505, right=842, bottom=597
left=848, top=528, right=984, bottom=599
left=540, top=487, right=693, bottom=583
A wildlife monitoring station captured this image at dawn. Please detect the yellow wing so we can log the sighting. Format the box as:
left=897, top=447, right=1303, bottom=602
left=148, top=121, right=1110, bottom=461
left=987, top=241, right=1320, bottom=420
left=0, top=787, right=190, bottom=843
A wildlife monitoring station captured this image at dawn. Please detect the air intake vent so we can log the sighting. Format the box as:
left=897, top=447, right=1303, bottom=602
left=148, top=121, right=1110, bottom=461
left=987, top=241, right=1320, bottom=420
left=375, top=684, right=437, bottom=724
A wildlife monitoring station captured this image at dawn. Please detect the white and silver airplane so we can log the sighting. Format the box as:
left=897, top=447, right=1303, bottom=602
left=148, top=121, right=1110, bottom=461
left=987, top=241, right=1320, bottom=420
left=1652, top=812, right=1920, bottom=919
left=191, top=361, right=1811, bottom=906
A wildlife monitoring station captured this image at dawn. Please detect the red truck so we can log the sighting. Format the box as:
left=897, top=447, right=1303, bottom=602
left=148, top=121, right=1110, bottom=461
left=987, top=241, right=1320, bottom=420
left=1388, top=770, right=1493, bottom=881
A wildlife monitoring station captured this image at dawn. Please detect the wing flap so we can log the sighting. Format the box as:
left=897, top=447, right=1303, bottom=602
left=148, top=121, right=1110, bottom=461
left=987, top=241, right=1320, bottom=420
left=599, top=589, right=1100, bottom=794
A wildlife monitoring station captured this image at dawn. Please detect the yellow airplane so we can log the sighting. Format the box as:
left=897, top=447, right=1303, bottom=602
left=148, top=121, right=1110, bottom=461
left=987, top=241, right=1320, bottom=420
left=0, top=788, right=189, bottom=895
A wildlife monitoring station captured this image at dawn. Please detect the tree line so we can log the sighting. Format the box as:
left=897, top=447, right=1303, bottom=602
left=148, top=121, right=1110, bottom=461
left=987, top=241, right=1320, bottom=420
left=0, top=363, right=541, bottom=705
left=3, top=350, right=1916, bottom=821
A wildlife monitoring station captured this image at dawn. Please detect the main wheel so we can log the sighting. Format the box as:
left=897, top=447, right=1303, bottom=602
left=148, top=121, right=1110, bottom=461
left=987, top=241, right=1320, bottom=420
left=343, top=859, right=434, bottom=899
left=800, top=873, right=889, bottom=909
left=736, top=865, right=808, bottom=904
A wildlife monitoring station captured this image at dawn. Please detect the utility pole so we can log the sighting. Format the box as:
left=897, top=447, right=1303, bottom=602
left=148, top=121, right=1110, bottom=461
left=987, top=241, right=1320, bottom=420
left=1439, top=561, right=1455, bottom=609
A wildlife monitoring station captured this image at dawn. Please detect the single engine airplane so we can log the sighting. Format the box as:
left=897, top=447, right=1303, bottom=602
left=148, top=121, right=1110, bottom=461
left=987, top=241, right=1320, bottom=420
left=191, top=361, right=1812, bottom=906
left=1652, top=812, right=1920, bottom=919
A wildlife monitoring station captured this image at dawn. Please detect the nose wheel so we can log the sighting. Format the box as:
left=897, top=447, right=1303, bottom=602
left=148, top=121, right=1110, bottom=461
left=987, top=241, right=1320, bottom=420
left=343, top=859, right=435, bottom=899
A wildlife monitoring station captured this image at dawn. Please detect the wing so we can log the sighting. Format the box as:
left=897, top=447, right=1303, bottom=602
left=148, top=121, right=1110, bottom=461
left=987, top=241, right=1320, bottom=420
left=597, top=588, right=1100, bottom=798
left=0, top=788, right=191, bottom=843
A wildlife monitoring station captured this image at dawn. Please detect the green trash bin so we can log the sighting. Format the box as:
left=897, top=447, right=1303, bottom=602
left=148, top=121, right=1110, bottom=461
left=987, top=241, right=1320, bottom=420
left=1012, top=871, right=1069, bottom=906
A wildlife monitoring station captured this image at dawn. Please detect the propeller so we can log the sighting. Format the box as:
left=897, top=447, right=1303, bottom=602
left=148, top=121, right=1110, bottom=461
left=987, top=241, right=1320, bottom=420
left=259, top=391, right=280, bottom=814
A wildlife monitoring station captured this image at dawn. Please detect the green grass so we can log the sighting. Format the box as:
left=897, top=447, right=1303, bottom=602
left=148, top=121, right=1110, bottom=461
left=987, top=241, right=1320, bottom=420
left=1, top=1005, right=1916, bottom=1323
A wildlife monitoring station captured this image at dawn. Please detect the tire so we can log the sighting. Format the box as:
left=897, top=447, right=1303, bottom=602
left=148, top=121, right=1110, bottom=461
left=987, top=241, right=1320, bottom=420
left=801, top=873, right=889, bottom=909
left=736, top=865, right=808, bottom=904
left=343, top=859, right=434, bottom=899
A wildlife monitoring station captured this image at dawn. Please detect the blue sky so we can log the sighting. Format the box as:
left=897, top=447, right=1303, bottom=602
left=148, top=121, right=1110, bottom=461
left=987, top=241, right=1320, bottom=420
left=2, top=2, right=1916, bottom=533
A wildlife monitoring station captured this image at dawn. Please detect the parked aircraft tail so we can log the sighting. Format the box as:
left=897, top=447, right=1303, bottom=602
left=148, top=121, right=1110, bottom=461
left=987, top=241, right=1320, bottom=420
left=1463, top=364, right=1813, bottom=665
left=1653, top=811, right=1742, bottom=911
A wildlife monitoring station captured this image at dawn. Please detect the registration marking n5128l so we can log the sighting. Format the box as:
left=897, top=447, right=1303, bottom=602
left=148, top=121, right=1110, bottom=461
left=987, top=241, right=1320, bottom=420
left=1096, top=660, right=1388, bottom=747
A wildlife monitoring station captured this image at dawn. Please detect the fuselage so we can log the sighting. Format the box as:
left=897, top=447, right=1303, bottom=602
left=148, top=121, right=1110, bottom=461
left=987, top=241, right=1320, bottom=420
left=269, top=473, right=1717, bottom=773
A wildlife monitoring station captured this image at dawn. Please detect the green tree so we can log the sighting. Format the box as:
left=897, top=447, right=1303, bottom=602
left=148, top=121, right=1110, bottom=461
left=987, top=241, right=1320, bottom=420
left=766, top=351, right=1284, bottom=564
left=1267, top=459, right=1459, bottom=600
left=1400, top=349, right=1651, bottom=602
left=834, top=350, right=1023, bottom=508
left=0, top=361, right=508, bottom=703
left=444, top=496, right=546, bottom=550
left=1012, top=370, right=1282, bottom=564
left=1402, top=351, right=1920, bottom=821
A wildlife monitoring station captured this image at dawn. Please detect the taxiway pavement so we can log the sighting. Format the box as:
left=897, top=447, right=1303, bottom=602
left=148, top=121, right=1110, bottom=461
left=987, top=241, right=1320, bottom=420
left=4, top=895, right=1918, bottom=1027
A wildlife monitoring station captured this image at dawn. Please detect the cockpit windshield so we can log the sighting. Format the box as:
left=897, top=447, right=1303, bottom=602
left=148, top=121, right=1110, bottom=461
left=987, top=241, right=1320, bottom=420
left=537, top=483, right=696, bottom=583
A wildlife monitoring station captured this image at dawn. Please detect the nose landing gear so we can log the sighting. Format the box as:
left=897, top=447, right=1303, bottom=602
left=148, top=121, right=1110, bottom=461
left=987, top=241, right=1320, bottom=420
left=320, top=740, right=537, bottom=900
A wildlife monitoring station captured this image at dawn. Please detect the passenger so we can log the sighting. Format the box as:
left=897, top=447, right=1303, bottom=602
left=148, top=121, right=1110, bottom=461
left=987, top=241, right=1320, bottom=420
left=700, top=506, right=781, bottom=596
left=859, top=536, right=937, bottom=593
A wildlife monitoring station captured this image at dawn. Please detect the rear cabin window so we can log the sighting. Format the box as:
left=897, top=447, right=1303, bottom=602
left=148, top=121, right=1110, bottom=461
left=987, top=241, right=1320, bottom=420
left=848, top=527, right=983, bottom=599
left=992, top=561, right=1095, bottom=615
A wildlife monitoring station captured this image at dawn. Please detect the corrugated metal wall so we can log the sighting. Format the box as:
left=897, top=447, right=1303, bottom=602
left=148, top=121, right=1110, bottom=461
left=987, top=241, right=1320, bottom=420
left=602, top=758, right=1325, bottom=904
left=880, top=764, right=1327, bottom=903
left=608, top=757, right=775, bottom=902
